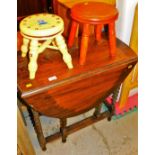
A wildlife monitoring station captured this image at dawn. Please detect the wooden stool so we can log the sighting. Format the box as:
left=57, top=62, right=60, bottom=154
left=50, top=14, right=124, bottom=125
left=20, top=13, right=73, bottom=79
left=68, top=2, right=118, bottom=65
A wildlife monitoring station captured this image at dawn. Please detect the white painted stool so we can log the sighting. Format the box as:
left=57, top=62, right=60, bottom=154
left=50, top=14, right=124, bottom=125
left=20, top=13, right=73, bottom=79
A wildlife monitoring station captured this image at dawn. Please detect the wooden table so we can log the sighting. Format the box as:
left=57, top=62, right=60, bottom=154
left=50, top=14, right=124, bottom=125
left=17, top=35, right=137, bottom=150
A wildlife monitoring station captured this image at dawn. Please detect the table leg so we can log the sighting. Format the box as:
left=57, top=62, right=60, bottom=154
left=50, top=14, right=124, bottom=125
left=108, top=85, right=120, bottom=121
left=95, top=24, right=103, bottom=42
left=31, top=109, right=47, bottom=150
left=68, top=21, right=78, bottom=48
left=55, top=35, right=73, bottom=69
left=21, top=37, right=29, bottom=57
left=80, top=24, right=90, bottom=65
left=108, top=22, right=116, bottom=57
left=93, top=103, right=102, bottom=118
left=60, top=118, right=67, bottom=143
left=28, top=40, right=39, bottom=79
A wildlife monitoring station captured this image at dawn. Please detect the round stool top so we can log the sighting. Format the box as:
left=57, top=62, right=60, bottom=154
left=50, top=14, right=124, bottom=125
left=71, top=2, right=118, bottom=23
left=20, top=13, right=64, bottom=37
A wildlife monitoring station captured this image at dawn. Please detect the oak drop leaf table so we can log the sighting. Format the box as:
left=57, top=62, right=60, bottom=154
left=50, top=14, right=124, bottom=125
left=17, top=36, right=137, bottom=150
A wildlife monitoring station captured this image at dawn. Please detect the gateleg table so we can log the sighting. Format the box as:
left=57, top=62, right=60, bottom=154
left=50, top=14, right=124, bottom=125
left=17, top=36, right=137, bottom=150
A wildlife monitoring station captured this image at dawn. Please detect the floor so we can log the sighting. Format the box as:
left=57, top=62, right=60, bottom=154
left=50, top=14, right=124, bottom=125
left=24, top=99, right=138, bottom=155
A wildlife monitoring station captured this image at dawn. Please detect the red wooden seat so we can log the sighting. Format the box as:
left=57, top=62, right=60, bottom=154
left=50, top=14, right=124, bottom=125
left=68, top=2, right=118, bottom=65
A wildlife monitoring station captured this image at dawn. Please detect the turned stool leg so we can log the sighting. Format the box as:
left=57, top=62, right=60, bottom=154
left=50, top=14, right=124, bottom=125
left=55, top=35, right=73, bottom=69
left=80, top=24, right=90, bottom=65
left=21, top=37, right=29, bottom=57
left=31, top=109, right=46, bottom=150
left=94, top=103, right=102, bottom=118
left=28, top=40, right=39, bottom=79
left=108, top=22, right=116, bottom=57
left=60, top=118, right=67, bottom=143
left=68, top=21, right=78, bottom=47
left=95, top=24, right=103, bottom=42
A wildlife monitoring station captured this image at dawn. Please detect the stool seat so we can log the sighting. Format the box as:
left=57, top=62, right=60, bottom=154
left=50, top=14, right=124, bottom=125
left=68, top=2, right=119, bottom=65
left=20, top=13, right=73, bottom=79
left=20, top=13, right=64, bottom=37
left=71, top=2, right=118, bottom=23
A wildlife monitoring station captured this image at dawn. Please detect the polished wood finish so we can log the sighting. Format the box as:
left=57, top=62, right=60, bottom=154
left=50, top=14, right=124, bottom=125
left=18, top=36, right=137, bottom=118
left=54, top=0, right=116, bottom=37
left=68, top=2, right=118, bottom=65
left=70, top=2, right=118, bottom=23
left=30, top=86, right=118, bottom=149
left=18, top=36, right=137, bottom=150
left=119, top=4, right=138, bottom=108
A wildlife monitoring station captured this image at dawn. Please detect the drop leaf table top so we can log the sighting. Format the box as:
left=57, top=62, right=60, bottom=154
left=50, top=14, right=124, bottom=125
left=17, top=36, right=137, bottom=118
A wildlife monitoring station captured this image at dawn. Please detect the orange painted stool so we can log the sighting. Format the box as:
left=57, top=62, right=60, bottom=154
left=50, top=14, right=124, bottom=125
left=68, top=2, right=119, bottom=65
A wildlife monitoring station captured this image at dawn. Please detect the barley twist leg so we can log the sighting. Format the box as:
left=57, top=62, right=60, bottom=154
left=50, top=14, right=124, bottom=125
left=31, top=109, right=46, bottom=150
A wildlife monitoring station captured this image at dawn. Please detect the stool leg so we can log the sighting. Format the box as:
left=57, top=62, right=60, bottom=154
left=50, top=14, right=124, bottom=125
left=60, top=118, right=67, bottom=143
left=80, top=24, right=90, bottom=65
left=95, top=24, right=103, bottom=42
left=38, top=39, right=52, bottom=54
left=31, top=109, right=46, bottom=150
left=55, top=35, right=73, bottom=69
left=28, top=40, right=39, bottom=79
left=108, top=22, right=116, bottom=57
left=21, top=38, right=29, bottom=57
left=68, top=21, right=78, bottom=48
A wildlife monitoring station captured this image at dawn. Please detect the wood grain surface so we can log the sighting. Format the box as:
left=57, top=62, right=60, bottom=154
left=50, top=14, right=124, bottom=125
left=17, top=36, right=137, bottom=118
